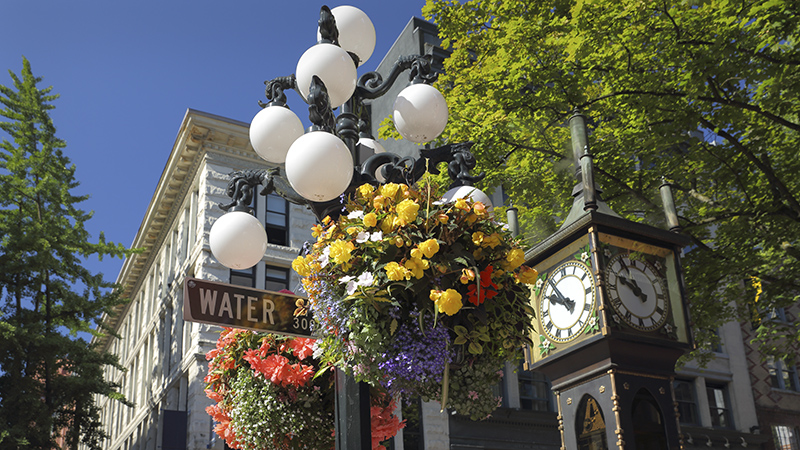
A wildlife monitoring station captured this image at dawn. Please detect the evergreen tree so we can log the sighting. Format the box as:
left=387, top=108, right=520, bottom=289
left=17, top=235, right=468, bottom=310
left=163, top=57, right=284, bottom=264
left=0, top=57, right=129, bottom=450
left=417, top=0, right=799, bottom=364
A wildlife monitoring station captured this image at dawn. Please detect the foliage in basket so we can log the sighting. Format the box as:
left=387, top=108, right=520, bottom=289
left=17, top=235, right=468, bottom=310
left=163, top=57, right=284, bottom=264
left=292, top=182, right=537, bottom=420
left=204, top=328, right=404, bottom=450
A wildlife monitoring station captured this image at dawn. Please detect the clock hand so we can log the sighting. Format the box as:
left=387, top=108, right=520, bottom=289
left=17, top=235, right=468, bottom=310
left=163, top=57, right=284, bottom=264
left=619, top=276, right=647, bottom=302
left=547, top=279, right=576, bottom=313
left=547, top=294, right=576, bottom=314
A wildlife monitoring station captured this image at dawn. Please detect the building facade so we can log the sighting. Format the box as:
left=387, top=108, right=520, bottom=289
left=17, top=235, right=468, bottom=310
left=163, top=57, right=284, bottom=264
left=90, top=110, right=317, bottom=450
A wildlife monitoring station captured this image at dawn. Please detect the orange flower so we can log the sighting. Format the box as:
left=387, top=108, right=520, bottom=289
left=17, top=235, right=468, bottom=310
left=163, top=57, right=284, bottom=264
left=460, top=268, right=475, bottom=284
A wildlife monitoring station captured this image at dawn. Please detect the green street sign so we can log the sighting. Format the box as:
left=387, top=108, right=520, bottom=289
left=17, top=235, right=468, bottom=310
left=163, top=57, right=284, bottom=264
left=183, top=277, right=312, bottom=337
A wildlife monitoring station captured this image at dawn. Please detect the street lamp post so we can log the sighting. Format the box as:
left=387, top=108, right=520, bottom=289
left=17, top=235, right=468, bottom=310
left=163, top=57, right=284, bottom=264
left=208, top=5, right=489, bottom=449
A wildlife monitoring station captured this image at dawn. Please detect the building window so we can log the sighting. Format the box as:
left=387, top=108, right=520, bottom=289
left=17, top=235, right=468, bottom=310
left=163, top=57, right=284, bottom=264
left=266, top=265, right=289, bottom=292
left=518, top=363, right=553, bottom=411
left=768, top=358, right=800, bottom=392
left=773, top=425, right=800, bottom=450
left=401, top=396, right=423, bottom=450
left=230, top=267, right=256, bottom=288
left=266, top=193, right=289, bottom=246
left=673, top=379, right=699, bottom=425
left=706, top=384, right=732, bottom=428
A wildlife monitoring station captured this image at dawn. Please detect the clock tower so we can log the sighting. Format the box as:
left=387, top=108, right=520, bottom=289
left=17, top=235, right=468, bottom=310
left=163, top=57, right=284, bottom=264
left=525, top=111, right=694, bottom=450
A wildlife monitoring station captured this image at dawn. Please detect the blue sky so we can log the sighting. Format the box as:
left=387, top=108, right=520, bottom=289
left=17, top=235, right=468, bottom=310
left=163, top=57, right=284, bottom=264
left=1, top=0, right=428, bottom=282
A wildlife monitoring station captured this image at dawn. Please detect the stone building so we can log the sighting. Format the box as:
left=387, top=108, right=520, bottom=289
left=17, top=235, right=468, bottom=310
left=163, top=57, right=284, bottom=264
left=740, top=304, right=800, bottom=450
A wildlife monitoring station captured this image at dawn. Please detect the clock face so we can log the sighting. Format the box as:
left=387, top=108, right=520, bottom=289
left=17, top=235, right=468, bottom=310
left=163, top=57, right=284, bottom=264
left=605, top=254, right=669, bottom=331
left=539, top=260, right=596, bottom=343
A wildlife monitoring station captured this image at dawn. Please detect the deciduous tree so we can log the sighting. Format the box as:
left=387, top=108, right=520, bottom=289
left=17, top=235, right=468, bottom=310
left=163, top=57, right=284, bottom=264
left=420, top=0, right=799, bottom=363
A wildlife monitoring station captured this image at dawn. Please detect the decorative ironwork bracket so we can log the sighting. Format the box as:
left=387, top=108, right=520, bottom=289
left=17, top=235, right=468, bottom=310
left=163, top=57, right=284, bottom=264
left=219, top=141, right=485, bottom=222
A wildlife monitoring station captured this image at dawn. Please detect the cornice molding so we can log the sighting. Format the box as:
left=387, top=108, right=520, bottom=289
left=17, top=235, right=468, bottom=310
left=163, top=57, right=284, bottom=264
left=97, top=109, right=257, bottom=351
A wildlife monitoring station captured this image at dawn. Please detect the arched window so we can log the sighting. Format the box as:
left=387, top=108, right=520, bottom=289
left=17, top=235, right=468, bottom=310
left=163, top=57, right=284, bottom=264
left=632, top=389, right=668, bottom=450
left=576, top=395, right=608, bottom=450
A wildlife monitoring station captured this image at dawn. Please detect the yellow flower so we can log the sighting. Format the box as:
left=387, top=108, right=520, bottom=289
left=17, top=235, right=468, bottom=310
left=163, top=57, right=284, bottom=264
left=385, top=261, right=411, bottom=281
left=472, top=231, right=485, bottom=247
left=357, top=183, right=375, bottom=199
left=292, top=255, right=312, bottom=277
left=380, top=183, right=401, bottom=199
left=418, top=239, right=440, bottom=258
left=346, top=226, right=360, bottom=235
left=516, top=265, right=539, bottom=284
left=483, top=232, right=502, bottom=249
left=465, top=213, right=478, bottom=225
left=395, top=199, right=420, bottom=226
left=394, top=236, right=405, bottom=248
left=431, top=289, right=463, bottom=316
left=473, top=202, right=488, bottom=217
left=454, top=197, right=470, bottom=211
left=329, top=240, right=355, bottom=265
left=404, top=257, right=429, bottom=279
left=311, top=224, right=324, bottom=238
left=473, top=248, right=484, bottom=260
left=460, top=268, right=475, bottom=284
left=437, top=213, right=449, bottom=224
left=380, top=216, right=397, bottom=234
left=505, top=248, right=526, bottom=270
left=373, top=195, right=389, bottom=211
left=363, top=212, right=377, bottom=228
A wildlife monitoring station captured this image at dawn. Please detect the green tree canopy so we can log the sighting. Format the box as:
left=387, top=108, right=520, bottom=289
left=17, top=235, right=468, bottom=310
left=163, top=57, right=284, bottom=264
left=0, top=57, right=130, bottom=449
left=421, top=0, right=799, bottom=363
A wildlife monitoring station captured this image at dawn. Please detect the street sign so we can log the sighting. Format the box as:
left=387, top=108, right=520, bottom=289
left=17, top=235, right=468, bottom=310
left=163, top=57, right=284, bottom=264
left=183, top=277, right=313, bottom=337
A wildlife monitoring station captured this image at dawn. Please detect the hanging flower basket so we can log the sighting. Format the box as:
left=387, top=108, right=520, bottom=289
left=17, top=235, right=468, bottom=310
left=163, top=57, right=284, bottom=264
left=204, top=328, right=404, bottom=450
left=293, top=182, right=537, bottom=420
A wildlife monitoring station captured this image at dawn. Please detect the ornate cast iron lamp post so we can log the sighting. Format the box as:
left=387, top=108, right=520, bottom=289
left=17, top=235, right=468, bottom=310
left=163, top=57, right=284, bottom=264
left=207, top=5, right=487, bottom=450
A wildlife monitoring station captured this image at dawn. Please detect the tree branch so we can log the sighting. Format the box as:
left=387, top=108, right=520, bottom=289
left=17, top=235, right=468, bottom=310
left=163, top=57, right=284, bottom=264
left=698, top=116, right=800, bottom=218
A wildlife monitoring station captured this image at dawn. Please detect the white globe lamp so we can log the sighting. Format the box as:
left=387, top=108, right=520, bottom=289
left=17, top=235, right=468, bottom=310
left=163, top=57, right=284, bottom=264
left=249, top=105, right=304, bottom=164
left=393, top=83, right=449, bottom=143
left=296, top=43, right=357, bottom=109
left=318, top=6, right=376, bottom=66
left=209, top=211, right=268, bottom=269
left=285, top=131, right=354, bottom=202
left=441, top=185, right=493, bottom=211
left=357, top=136, right=386, bottom=154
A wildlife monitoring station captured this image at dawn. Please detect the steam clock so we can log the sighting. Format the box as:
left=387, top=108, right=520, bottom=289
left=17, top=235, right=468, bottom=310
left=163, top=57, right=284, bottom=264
left=525, top=111, right=694, bottom=450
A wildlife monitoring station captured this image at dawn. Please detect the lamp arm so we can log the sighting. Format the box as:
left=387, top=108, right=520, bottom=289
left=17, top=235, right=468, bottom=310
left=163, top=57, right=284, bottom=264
left=219, top=168, right=311, bottom=214
left=356, top=55, right=436, bottom=100
left=260, top=75, right=298, bottom=107
left=359, top=142, right=485, bottom=189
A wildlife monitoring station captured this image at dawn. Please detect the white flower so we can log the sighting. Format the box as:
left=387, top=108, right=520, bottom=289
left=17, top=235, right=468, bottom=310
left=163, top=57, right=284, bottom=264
left=604, top=248, right=612, bottom=258
left=357, top=271, right=375, bottom=286
left=589, top=317, right=597, bottom=327
left=347, top=210, right=365, bottom=220
left=580, top=251, right=590, bottom=262
left=536, top=279, right=544, bottom=289
left=355, top=231, right=370, bottom=243
left=369, top=231, right=383, bottom=242
left=339, top=275, right=357, bottom=295
left=318, top=246, right=330, bottom=268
